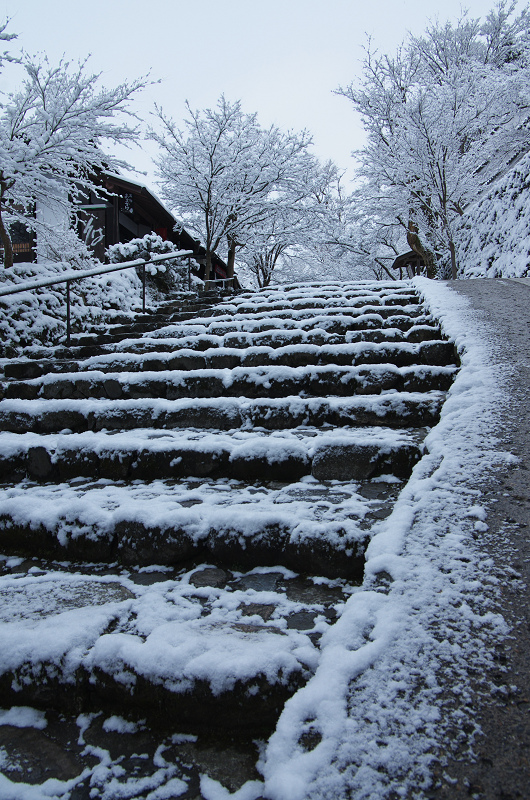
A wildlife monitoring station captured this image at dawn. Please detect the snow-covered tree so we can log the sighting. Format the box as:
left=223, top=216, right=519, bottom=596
left=338, top=1, right=530, bottom=278
left=151, top=96, right=319, bottom=282
left=0, top=48, right=148, bottom=268
left=238, top=159, right=344, bottom=287
left=276, top=176, right=403, bottom=284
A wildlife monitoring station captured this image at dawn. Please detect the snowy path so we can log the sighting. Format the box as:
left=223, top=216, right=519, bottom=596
left=0, top=278, right=520, bottom=799
left=421, top=278, right=530, bottom=800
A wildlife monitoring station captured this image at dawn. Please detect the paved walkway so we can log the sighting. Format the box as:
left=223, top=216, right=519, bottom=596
left=430, top=279, right=530, bottom=800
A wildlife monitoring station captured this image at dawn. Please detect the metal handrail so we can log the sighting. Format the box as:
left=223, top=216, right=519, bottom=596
left=0, top=251, right=195, bottom=346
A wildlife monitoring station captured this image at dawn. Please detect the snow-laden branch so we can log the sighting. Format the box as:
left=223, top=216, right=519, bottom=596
left=0, top=44, right=150, bottom=268
left=150, top=96, right=346, bottom=285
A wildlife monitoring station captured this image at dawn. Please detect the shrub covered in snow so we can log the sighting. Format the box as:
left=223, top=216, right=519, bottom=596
left=107, top=233, right=203, bottom=296
left=0, top=233, right=206, bottom=355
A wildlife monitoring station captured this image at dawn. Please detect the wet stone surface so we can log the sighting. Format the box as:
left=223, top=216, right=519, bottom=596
left=0, top=708, right=263, bottom=798
left=0, top=556, right=356, bottom=796
left=189, top=566, right=228, bottom=588
left=0, top=580, right=134, bottom=622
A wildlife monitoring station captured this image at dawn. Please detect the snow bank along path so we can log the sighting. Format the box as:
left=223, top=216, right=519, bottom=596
left=0, top=278, right=501, bottom=799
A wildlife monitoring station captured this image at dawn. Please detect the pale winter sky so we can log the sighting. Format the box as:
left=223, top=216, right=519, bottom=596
left=0, top=0, right=507, bottom=194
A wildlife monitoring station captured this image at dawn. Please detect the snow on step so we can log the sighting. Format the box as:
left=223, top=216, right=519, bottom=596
left=7, top=316, right=441, bottom=363
left=101, top=289, right=431, bottom=343
left=0, top=390, right=446, bottom=433
left=0, top=425, right=425, bottom=483
left=0, top=473, right=401, bottom=576
left=2, top=361, right=456, bottom=402
left=2, top=328, right=449, bottom=379
left=196, top=285, right=421, bottom=311
left=162, top=302, right=424, bottom=327
left=140, top=306, right=427, bottom=340
left=0, top=567, right=326, bottom=728
left=122, top=325, right=446, bottom=353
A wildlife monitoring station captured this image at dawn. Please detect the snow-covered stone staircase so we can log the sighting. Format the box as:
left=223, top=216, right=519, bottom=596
left=0, top=281, right=458, bottom=795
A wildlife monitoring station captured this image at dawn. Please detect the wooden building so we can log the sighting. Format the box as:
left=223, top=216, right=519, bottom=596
left=75, top=172, right=228, bottom=280
left=7, top=172, right=228, bottom=281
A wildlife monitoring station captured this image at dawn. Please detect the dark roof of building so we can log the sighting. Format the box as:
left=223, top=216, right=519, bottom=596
left=102, top=172, right=226, bottom=269
left=391, top=250, right=424, bottom=270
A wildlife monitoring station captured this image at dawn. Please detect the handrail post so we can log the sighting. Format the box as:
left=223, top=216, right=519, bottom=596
left=0, top=250, right=203, bottom=344
left=66, top=280, right=71, bottom=347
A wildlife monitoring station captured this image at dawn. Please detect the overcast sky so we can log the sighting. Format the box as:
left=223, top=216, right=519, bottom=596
left=1, top=0, right=506, bottom=193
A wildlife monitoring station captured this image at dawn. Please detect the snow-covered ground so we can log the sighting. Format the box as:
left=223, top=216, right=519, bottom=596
left=0, top=278, right=512, bottom=799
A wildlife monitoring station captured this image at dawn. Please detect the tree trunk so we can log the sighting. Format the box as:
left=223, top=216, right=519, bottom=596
left=226, top=236, right=236, bottom=279
left=407, top=222, right=433, bottom=275
left=377, top=261, right=397, bottom=281
left=204, top=251, right=212, bottom=283
left=0, top=205, right=13, bottom=269
left=449, top=240, right=457, bottom=280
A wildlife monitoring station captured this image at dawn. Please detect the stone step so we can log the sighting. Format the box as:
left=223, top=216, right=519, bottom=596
left=8, top=316, right=440, bottom=365
left=109, top=311, right=202, bottom=332
left=260, top=281, right=416, bottom=293
left=214, top=285, right=420, bottom=302
left=151, top=304, right=217, bottom=318
left=1, top=339, right=456, bottom=385
left=2, top=362, right=456, bottom=402
left=84, top=313, right=429, bottom=349
left=0, top=471, right=402, bottom=575
left=110, top=326, right=447, bottom=360
left=0, top=564, right=347, bottom=731
left=204, top=294, right=421, bottom=317
left=63, top=295, right=231, bottom=347
left=144, top=303, right=428, bottom=334
left=0, top=326, right=446, bottom=379
left=0, top=426, right=424, bottom=484
left=0, top=390, right=446, bottom=433
left=101, top=302, right=419, bottom=339
left=116, top=316, right=437, bottom=348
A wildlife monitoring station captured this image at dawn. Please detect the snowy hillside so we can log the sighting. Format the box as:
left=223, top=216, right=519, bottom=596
left=457, top=152, right=530, bottom=279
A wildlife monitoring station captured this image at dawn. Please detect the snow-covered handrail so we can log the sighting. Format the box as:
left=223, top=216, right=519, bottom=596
left=0, top=251, right=195, bottom=298
left=0, top=250, right=195, bottom=346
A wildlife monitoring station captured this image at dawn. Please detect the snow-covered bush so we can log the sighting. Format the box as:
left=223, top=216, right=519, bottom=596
left=0, top=261, right=143, bottom=355
left=107, top=233, right=203, bottom=296
left=0, top=233, right=206, bottom=355
left=457, top=153, right=530, bottom=279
